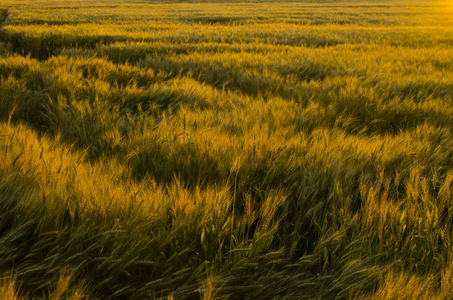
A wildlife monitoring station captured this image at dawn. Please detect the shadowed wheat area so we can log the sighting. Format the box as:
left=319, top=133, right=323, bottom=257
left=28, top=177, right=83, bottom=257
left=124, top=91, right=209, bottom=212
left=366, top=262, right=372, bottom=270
left=0, top=0, right=453, bottom=298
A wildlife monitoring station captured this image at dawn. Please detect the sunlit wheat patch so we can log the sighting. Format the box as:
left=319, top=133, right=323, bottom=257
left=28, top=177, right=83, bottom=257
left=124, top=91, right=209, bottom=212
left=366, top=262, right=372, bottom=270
left=0, top=0, right=452, bottom=299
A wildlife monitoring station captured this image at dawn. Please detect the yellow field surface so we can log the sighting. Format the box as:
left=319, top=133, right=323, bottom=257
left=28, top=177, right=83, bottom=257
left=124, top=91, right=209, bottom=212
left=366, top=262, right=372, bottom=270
left=0, top=0, right=453, bottom=299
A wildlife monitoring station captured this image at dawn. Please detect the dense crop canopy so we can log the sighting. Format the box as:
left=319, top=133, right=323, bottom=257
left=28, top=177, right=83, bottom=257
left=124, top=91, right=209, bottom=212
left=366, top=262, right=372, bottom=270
left=0, top=0, right=453, bottom=299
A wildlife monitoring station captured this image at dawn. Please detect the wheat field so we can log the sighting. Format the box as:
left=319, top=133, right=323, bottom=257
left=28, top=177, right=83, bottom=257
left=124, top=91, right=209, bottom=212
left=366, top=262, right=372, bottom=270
left=0, top=0, right=453, bottom=299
